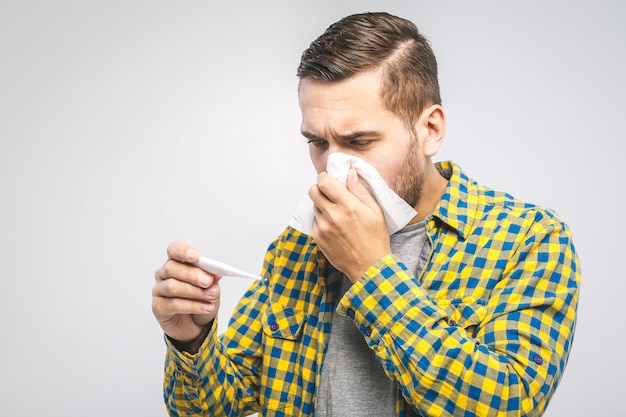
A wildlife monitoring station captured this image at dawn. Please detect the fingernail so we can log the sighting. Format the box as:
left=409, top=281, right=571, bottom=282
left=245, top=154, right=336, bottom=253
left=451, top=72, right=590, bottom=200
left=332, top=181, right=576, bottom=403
left=198, top=272, right=211, bottom=287
left=186, top=248, right=199, bottom=260
left=203, top=303, right=214, bottom=312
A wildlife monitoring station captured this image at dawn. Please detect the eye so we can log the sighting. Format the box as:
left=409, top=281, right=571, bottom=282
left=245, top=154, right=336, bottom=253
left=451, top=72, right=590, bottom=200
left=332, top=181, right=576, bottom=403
left=350, top=140, right=371, bottom=147
left=307, top=139, right=328, bottom=148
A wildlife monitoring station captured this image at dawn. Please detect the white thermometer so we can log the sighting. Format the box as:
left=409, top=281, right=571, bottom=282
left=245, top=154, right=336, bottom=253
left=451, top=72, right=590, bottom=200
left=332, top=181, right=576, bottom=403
left=193, top=256, right=262, bottom=280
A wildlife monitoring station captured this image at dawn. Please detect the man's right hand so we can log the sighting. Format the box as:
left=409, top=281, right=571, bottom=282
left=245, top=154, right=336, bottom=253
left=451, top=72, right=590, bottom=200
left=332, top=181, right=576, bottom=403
left=152, top=241, right=222, bottom=353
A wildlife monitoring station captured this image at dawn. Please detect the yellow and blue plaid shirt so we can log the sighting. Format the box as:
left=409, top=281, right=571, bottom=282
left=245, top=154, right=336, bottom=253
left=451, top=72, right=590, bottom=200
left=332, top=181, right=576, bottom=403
left=163, top=161, right=580, bottom=417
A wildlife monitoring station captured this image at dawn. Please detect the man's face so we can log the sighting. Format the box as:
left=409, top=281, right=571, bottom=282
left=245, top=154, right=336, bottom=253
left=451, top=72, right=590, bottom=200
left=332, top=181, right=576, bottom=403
left=298, top=69, right=427, bottom=207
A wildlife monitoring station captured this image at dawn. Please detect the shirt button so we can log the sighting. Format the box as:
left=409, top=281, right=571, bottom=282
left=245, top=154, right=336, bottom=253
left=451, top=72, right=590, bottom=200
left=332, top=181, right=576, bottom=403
left=532, top=353, right=544, bottom=365
left=449, top=320, right=457, bottom=326
left=269, top=322, right=279, bottom=331
left=364, top=327, right=372, bottom=337
left=347, top=308, right=355, bottom=319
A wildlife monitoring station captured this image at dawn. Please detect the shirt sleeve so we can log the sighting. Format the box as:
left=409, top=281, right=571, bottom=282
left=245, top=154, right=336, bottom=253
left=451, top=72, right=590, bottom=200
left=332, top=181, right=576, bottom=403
left=337, top=215, right=580, bottom=416
left=163, top=258, right=274, bottom=417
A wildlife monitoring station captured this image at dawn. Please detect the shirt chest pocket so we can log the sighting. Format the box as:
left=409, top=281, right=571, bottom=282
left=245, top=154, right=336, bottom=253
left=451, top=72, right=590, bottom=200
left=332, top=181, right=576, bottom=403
left=435, top=296, right=488, bottom=337
left=260, top=304, right=308, bottom=411
left=262, top=304, right=306, bottom=339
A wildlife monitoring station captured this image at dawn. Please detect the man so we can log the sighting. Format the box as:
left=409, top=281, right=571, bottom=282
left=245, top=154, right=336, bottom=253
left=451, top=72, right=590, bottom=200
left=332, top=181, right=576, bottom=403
left=152, top=12, right=580, bottom=417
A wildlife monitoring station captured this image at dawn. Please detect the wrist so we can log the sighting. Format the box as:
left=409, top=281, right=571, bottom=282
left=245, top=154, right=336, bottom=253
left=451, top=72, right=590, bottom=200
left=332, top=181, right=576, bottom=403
left=346, top=253, right=390, bottom=283
left=169, top=322, right=213, bottom=354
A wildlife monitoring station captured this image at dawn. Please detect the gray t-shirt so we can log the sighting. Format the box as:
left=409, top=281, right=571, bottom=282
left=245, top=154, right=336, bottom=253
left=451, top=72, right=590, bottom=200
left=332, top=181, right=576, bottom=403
left=316, top=222, right=430, bottom=416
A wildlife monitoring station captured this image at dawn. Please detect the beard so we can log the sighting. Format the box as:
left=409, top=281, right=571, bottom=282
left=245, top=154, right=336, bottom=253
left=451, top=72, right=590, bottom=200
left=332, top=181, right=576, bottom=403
left=390, top=137, right=425, bottom=209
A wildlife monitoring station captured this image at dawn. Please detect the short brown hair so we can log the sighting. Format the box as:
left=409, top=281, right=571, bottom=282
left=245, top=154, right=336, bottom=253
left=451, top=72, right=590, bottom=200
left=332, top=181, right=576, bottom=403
left=297, top=12, right=441, bottom=129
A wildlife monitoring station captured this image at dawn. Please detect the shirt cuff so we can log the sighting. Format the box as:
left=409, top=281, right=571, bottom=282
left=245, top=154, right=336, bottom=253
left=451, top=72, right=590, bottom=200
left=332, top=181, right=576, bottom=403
left=164, top=321, right=218, bottom=378
left=337, top=254, right=446, bottom=344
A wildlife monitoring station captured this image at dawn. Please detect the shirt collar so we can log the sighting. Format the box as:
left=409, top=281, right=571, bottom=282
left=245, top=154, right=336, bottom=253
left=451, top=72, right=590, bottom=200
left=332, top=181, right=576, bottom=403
left=431, top=161, right=479, bottom=240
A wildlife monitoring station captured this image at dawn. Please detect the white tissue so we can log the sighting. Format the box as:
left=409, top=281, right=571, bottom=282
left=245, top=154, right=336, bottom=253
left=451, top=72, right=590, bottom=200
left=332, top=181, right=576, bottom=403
left=288, top=152, right=417, bottom=235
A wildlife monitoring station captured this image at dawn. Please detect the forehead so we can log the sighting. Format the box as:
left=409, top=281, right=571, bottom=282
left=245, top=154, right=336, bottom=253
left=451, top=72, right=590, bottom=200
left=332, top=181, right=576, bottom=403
left=298, top=70, right=397, bottom=134
left=298, top=70, right=383, bottom=109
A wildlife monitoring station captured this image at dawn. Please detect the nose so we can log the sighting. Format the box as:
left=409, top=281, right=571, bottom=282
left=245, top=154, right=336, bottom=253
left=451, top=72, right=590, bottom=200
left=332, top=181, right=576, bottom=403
left=318, top=143, right=340, bottom=169
left=328, top=139, right=358, bottom=155
left=314, top=144, right=356, bottom=172
left=322, top=147, right=345, bottom=169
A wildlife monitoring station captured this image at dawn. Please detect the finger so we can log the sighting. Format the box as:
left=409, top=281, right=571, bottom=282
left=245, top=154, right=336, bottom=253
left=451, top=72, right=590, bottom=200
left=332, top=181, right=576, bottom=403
left=315, top=172, right=342, bottom=203
left=345, top=168, right=379, bottom=209
left=156, top=260, right=219, bottom=289
left=166, top=241, right=201, bottom=263
left=153, top=276, right=221, bottom=304
left=309, top=174, right=348, bottom=217
left=308, top=183, right=332, bottom=215
left=316, top=171, right=366, bottom=207
left=153, top=293, right=217, bottom=317
left=310, top=184, right=342, bottom=232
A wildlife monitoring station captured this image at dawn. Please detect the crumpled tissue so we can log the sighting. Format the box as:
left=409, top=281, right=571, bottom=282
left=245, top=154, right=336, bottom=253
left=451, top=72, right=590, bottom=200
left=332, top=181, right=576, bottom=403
left=288, top=152, right=417, bottom=235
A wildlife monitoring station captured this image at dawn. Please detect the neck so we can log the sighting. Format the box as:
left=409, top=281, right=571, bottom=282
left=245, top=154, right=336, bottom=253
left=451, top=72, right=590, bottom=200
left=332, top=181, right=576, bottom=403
left=409, top=163, right=448, bottom=224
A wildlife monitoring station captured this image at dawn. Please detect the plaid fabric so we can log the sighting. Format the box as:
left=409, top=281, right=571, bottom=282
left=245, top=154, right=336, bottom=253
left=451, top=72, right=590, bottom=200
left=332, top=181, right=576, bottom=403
left=163, top=161, right=580, bottom=417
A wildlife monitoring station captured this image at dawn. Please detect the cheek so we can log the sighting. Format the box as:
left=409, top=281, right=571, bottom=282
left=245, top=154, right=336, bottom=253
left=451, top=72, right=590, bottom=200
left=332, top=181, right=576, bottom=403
left=369, top=157, right=404, bottom=186
left=374, top=166, right=392, bottom=184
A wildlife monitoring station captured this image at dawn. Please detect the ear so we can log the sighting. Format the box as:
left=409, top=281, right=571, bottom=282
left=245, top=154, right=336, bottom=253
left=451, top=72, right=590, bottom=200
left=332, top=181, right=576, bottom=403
left=419, top=105, right=446, bottom=157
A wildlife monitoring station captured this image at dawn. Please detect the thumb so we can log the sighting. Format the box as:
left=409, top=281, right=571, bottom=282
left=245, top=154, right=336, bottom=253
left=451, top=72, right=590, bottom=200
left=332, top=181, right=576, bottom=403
left=346, top=168, right=379, bottom=209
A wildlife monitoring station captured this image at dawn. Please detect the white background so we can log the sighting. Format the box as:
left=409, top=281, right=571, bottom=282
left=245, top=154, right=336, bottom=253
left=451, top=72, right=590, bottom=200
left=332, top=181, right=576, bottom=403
left=1, top=1, right=623, bottom=416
